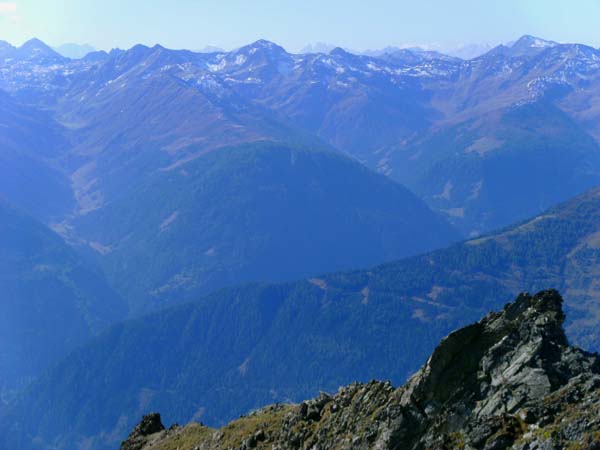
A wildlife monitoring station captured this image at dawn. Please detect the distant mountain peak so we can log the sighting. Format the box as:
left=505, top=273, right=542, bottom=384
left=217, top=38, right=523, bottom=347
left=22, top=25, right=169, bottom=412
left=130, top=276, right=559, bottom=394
left=251, top=39, right=278, bottom=47
left=20, top=37, right=55, bottom=52
left=129, top=43, right=151, bottom=52
left=509, top=35, right=558, bottom=56
left=250, top=39, right=277, bottom=47
left=82, top=50, right=110, bottom=62
left=248, top=39, right=281, bottom=49
left=17, top=37, right=66, bottom=61
left=511, top=35, right=558, bottom=50
left=483, top=35, right=560, bottom=58
left=240, top=39, right=288, bottom=55
left=22, top=37, right=47, bottom=46
left=122, top=43, right=154, bottom=60
left=329, top=47, right=351, bottom=57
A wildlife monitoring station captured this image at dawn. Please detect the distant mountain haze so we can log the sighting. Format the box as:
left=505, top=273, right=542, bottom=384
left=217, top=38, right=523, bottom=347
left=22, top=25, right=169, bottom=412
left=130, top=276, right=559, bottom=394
left=53, top=43, right=96, bottom=59
left=0, top=36, right=600, bottom=235
left=3, top=35, right=597, bottom=236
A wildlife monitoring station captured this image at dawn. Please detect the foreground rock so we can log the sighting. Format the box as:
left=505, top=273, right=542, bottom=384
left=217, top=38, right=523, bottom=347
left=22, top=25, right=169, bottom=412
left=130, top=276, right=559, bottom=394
left=120, top=413, right=165, bottom=450
left=122, top=290, right=600, bottom=450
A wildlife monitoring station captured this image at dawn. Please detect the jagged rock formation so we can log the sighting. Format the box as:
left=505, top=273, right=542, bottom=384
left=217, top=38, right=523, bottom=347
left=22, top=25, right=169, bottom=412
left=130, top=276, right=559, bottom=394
left=121, top=413, right=165, bottom=450
left=121, top=290, right=600, bottom=450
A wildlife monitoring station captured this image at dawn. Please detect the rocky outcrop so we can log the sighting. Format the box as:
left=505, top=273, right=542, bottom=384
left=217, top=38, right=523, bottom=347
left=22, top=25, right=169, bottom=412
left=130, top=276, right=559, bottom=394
left=121, top=290, right=600, bottom=450
left=120, top=413, right=165, bottom=450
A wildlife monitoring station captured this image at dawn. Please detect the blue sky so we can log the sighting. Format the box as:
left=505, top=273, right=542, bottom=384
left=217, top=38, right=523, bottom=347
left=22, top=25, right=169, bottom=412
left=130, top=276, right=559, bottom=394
left=0, top=0, right=599, bottom=52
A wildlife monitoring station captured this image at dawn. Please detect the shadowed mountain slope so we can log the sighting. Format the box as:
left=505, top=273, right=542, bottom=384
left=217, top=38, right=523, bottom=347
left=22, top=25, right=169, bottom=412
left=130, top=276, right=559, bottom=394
left=67, top=141, right=459, bottom=313
left=0, top=200, right=124, bottom=401
left=0, top=91, right=74, bottom=223
left=7, top=186, right=600, bottom=449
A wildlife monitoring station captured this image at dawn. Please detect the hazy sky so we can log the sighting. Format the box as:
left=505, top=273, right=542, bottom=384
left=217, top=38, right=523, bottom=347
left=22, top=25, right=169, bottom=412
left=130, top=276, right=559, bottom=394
left=0, top=0, right=599, bottom=52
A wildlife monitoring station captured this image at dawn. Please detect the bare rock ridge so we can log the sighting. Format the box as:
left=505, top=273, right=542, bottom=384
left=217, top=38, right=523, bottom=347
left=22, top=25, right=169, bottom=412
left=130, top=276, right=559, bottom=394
left=121, top=290, right=600, bottom=449
left=120, top=413, right=165, bottom=450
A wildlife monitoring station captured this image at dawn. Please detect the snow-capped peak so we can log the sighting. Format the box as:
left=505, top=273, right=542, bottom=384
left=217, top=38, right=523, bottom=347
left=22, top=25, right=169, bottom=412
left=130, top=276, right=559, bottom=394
left=511, top=35, right=557, bottom=49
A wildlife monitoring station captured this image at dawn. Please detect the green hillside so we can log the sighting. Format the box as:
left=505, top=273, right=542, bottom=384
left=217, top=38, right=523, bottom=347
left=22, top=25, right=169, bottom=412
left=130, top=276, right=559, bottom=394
left=72, top=142, right=458, bottom=313
left=7, top=186, right=600, bottom=450
left=386, top=101, right=600, bottom=235
left=0, top=200, right=124, bottom=401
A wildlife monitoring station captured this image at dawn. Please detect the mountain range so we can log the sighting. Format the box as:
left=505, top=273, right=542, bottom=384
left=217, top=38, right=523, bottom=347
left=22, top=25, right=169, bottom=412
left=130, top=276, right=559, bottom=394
left=3, top=34, right=600, bottom=450
left=0, top=35, right=460, bottom=398
left=2, top=35, right=600, bottom=236
left=6, top=182, right=600, bottom=449
left=304, top=42, right=492, bottom=60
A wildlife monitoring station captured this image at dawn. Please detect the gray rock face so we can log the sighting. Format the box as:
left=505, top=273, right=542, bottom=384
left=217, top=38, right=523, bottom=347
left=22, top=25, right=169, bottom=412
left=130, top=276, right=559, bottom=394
left=403, top=290, right=596, bottom=415
left=122, top=290, right=600, bottom=450
left=392, top=290, right=600, bottom=449
left=120, top=413, right=164, bottom=450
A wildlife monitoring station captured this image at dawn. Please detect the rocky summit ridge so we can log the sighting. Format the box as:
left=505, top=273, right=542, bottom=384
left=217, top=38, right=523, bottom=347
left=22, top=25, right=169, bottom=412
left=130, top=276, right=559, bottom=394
left=121, top=290, right=600, bottom=450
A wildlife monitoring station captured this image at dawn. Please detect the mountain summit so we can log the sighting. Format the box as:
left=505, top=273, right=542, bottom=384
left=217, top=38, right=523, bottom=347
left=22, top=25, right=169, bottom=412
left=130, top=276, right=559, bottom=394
left=511, top=34, right=558, bottom=49
left=507, top=34, right=558, bottom=57
left=14, top=38, right=66, bottom=62
left=122, top=290, right=600, bottom=450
